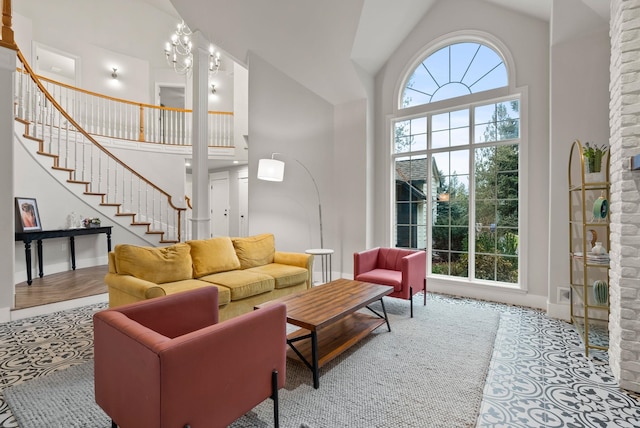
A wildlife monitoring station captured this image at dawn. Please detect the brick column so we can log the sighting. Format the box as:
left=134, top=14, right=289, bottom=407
left=609, top=0, right=640, bottom=393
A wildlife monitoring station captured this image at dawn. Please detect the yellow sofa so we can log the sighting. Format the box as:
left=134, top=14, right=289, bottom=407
left=104, top=233, right=312, bottom=321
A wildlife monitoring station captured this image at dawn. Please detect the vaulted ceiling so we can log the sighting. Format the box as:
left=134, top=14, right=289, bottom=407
left=21, top=0, right=609, bottom=106
left=164, top=0, right=608, bottom=105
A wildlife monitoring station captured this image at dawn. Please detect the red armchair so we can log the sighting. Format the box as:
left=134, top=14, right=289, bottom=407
left=93, top=287, right=287, bottom=428
left=354, top=247, right=426, bottom=317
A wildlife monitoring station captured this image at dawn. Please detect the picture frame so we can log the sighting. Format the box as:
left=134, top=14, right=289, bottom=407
left=15, top=197, right=42, bottom=232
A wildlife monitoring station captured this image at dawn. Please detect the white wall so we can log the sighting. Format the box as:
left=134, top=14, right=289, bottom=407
left=248, top=53, right=334, bottom=254
left=334, top=99, right=368, bottom=277
left=374, top=0, right=550, bottom=308
left=548, top=2, right=610, bottom=320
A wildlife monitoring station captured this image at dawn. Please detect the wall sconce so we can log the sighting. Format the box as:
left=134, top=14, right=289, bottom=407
left=111, top=68, right=118, bottom=79
left=210, top=84, right=216, bottom=94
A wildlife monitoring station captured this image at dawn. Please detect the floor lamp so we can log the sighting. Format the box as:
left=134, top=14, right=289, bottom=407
left=257, top=153, right=324, bottom=249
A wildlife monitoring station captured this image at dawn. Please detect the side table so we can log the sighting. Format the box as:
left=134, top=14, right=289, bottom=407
left=305, top=248, right=334, bottom=285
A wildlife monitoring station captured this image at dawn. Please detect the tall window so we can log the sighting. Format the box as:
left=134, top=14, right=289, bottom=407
left=393, top=40, right=520, bottom=286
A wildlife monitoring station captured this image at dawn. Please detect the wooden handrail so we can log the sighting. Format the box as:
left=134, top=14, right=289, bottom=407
left=30, top=72, right=234, bottom=115
left=1, top=0, right=16, bottom=50
left=29, top=71, right=233, bottom=144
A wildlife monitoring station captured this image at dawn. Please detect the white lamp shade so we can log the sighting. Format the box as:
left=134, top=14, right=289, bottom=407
left=257, top=158, right=285, bottom=182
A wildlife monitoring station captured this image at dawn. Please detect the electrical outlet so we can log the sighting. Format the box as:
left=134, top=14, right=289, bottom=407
left=557, top=287, right=570, bottom=304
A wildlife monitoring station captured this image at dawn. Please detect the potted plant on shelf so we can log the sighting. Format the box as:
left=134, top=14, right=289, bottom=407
left=583, top=142, right=608, bottom=182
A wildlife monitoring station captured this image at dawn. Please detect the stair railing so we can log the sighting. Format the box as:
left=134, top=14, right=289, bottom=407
left=14, top=50, right=186, bottom=243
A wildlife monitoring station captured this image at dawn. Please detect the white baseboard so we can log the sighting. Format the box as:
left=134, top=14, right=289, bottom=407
left=0, top=306, right=10, bottom=323
left=547, top=302, right=571, bottom=321
left=9, top=293, right=108, bottom=321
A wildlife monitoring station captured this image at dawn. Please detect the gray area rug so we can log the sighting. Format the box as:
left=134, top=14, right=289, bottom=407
left=5, top=297, right=499, bottom=428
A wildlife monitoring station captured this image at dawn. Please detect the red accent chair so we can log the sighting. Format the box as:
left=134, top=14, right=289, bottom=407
left=354, top=247, right=427, bottom=317
left=93, top=287, right=287, bottom=428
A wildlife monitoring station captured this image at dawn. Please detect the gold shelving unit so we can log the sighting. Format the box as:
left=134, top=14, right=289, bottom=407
left=568, top=139, right=610, bottom=357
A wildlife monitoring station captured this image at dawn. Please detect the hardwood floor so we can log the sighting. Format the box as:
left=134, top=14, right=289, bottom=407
left=14, top=265, right=108, bottom=310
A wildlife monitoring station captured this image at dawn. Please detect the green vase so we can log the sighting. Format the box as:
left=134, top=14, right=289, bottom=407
left=593, top=280, right=608, bottom=305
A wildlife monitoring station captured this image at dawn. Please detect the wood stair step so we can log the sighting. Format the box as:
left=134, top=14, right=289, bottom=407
left=52, top=166, right=74, bottom=172
left=37, top=151, right=57, bottom=159
left=115, top=213, right=136, bottom=217
left=100, top=203, right=121, bottom=207
left=84, top=192, right=106, bottom=196
left=24, top=134, right=43, bottom=143
left=68, top=180, right=90, bottom=185
left=131, top=222, right=151, bottom=226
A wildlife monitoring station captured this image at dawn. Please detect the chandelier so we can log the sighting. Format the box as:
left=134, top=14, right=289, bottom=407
left=164, top=20, right=221, bottom=75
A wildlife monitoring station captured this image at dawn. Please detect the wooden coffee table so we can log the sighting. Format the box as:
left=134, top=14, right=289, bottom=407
left=255, top=278, right=393, bottom=389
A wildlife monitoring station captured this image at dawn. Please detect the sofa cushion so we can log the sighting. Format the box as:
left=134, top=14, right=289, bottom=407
left=143, top=280, right=231, bottom=306
left=232, top=234, right=275, bottom=269
left=247, top=264, right=309, bottom=289
left=198, top=270, right=274, bottom=301
left=355, top=269, right=403, bottom=292
left=114, top=243, right=193, bottom=284
left=188, top=237, right=241, bottom=277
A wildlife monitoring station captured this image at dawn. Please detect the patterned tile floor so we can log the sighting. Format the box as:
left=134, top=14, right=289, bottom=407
left=0, top=295, right=638, bottom=427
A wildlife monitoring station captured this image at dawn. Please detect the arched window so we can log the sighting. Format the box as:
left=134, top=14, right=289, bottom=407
left=401, top=42, right=507, bottom=108
left=392, top=38, right=521, bottom=287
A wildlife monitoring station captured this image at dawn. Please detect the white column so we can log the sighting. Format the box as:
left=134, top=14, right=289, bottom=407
left=190, top=32, right=211, bottom=239
left=0, top=46, right=16, bottom=321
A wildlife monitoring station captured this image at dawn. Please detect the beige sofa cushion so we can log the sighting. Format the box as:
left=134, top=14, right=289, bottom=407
left=188, top=237, right=241, bottom=277
left=199, top=270, right=274, bottom=301
left=232, top=233, right=275, bottom=269
left=247, top=264, right=309, bottom=289
left=144, top=281, right=231, bottom=306
left=114, top=243, right=192, bottom=284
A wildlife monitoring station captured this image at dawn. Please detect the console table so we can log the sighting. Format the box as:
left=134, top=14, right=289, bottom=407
left=15, top=226, right=113, bottom=285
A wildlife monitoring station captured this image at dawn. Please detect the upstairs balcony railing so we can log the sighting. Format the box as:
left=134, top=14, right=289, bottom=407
left=35, top=75, right=234, bottom=147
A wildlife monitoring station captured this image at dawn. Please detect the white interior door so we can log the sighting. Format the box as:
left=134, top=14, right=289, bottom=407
left=210, top=172, right=230, bottom=237
left=238, top=176, right=249, bottom=237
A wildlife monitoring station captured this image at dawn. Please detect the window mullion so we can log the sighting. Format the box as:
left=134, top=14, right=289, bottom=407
left=468, top=107, right=476, bottom=281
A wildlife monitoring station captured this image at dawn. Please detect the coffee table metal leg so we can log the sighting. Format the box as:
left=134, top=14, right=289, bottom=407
left=380, top=298, right=391, bottom=332
left=311, top=330, right=319, bottom=389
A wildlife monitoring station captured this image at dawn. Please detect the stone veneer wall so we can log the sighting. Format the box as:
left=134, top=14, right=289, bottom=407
left=609, top=0, right=640, bottom=393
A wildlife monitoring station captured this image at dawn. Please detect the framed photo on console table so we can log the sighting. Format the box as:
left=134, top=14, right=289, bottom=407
left=15, top=197, right=42, bottom=232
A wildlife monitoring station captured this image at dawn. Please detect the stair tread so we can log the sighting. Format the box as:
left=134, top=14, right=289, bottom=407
left=68, top=180, right=90, bottom=184
left=115, top=213, right=136, bottom=216
left=37, top=151, right=57, bottom=158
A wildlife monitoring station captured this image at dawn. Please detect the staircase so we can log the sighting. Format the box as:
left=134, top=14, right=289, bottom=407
left=14, top=51, right=188, bottom=244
